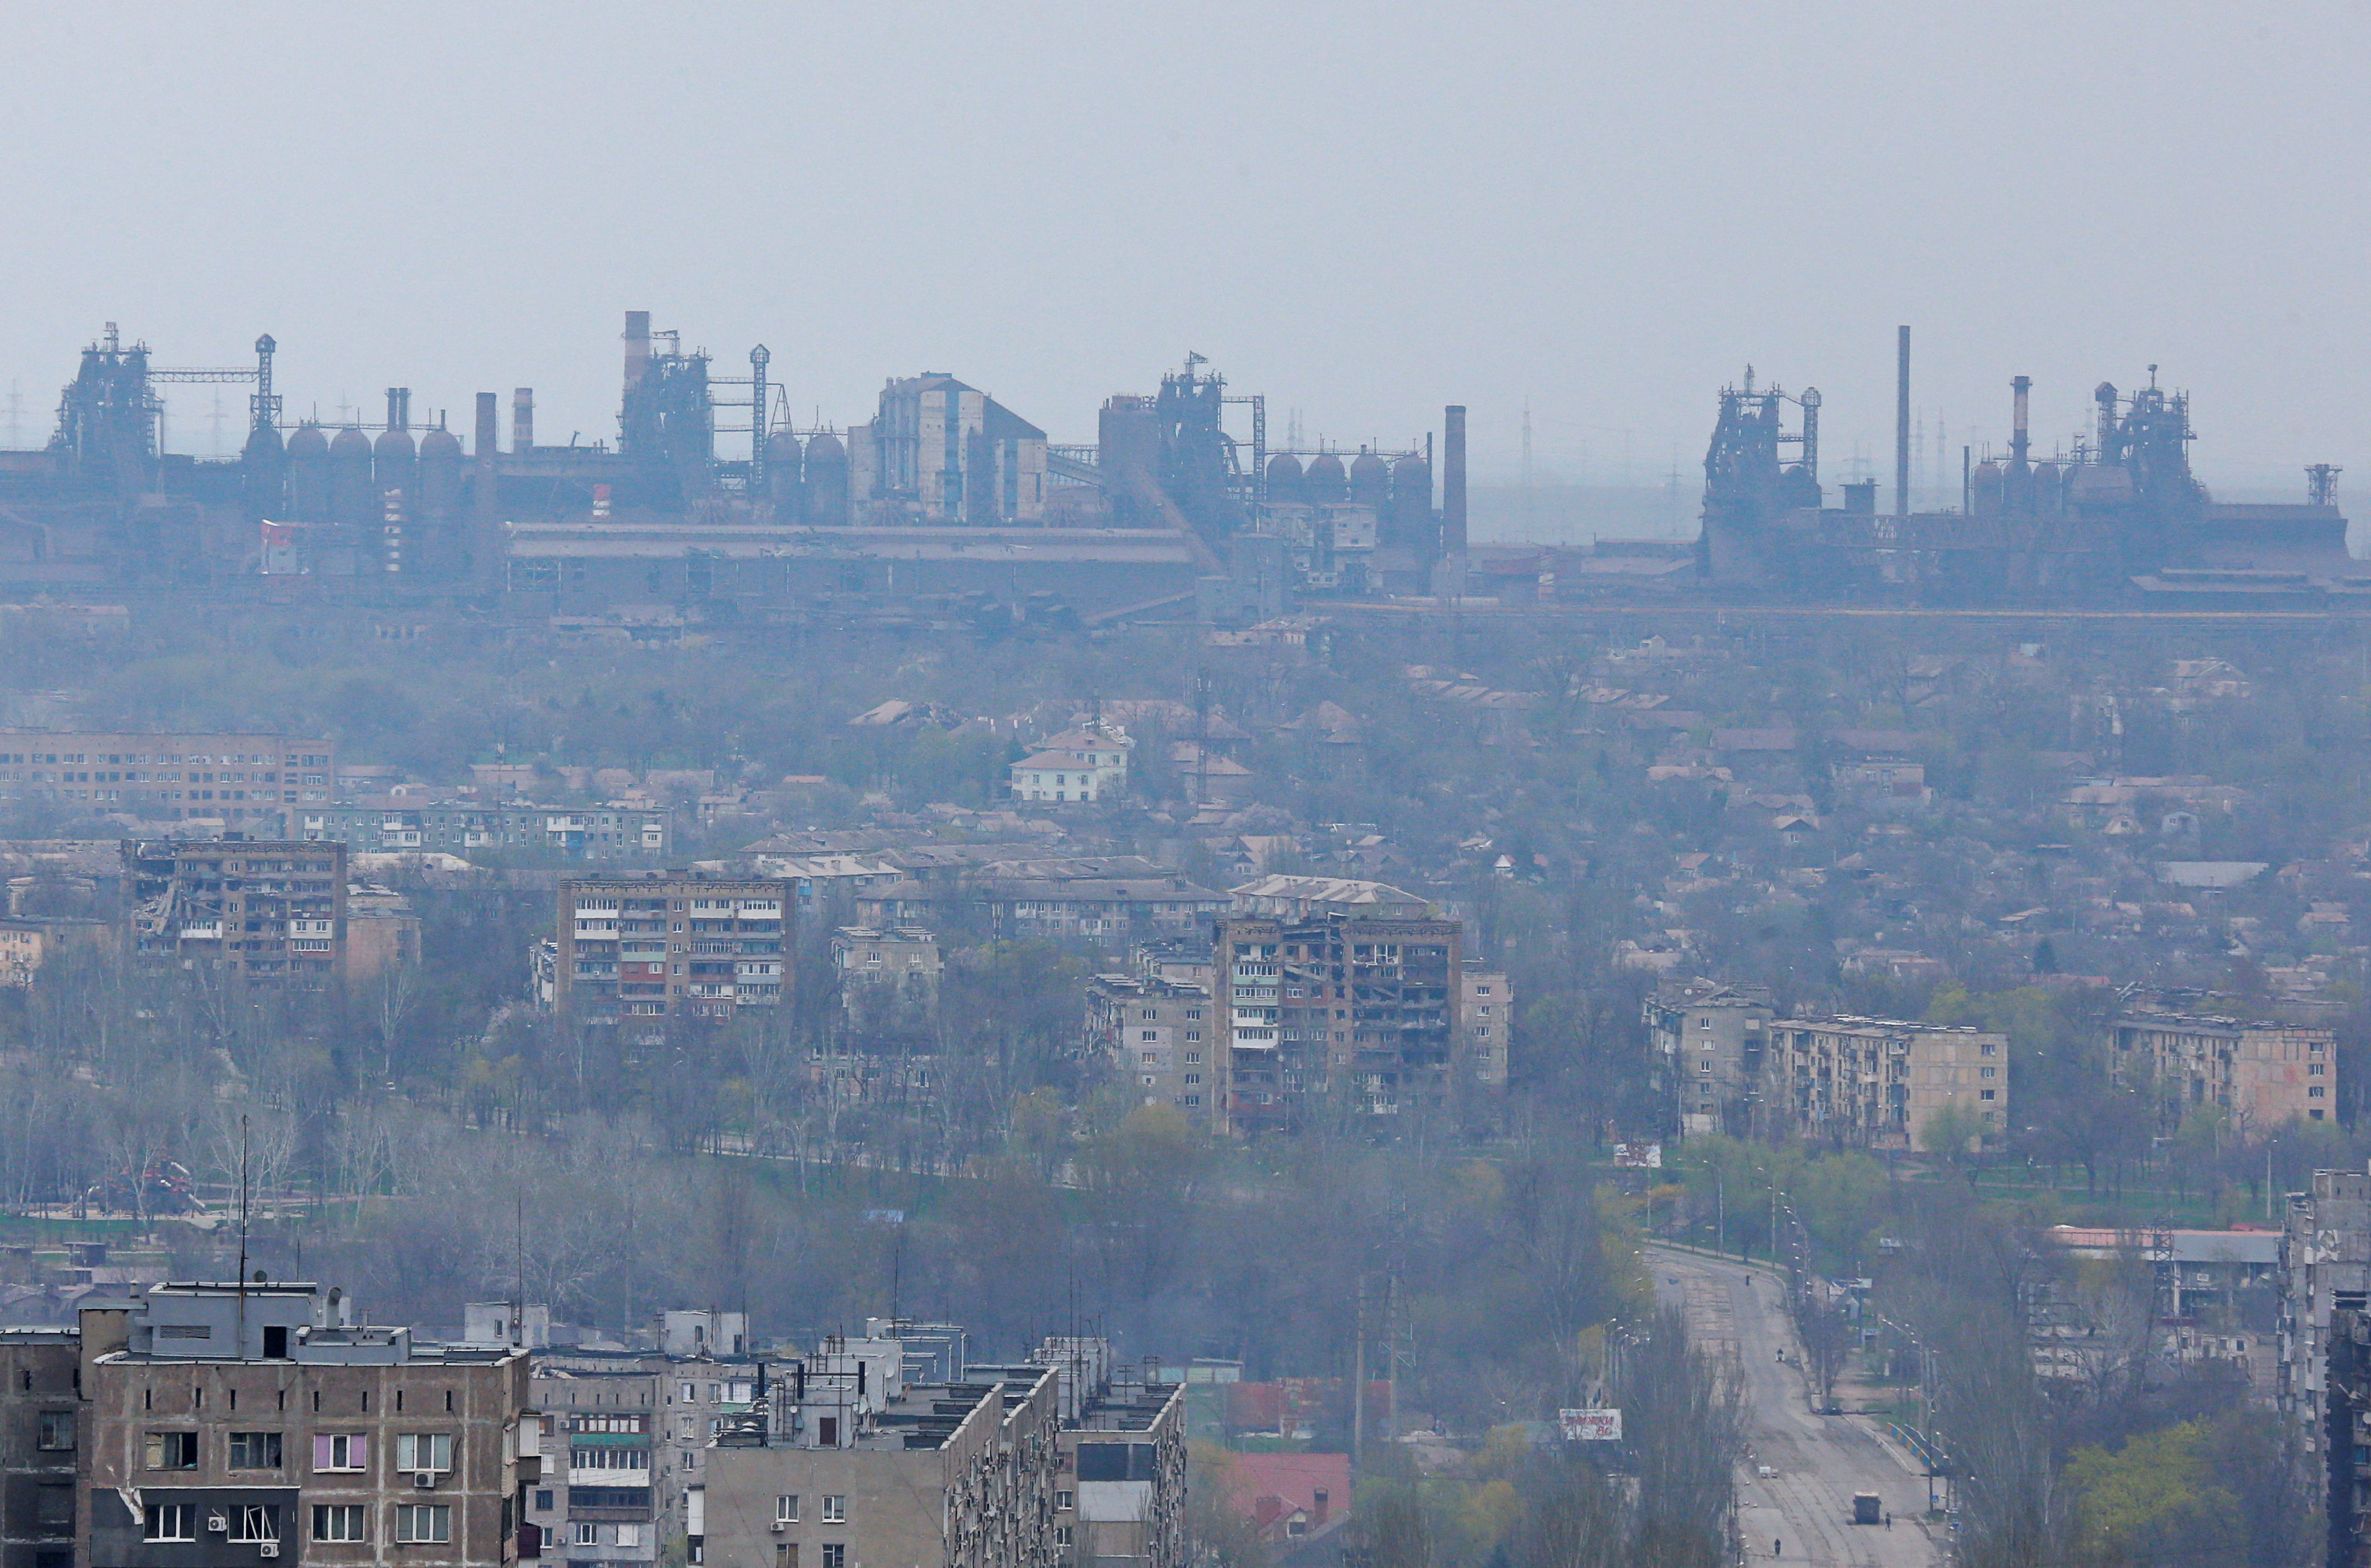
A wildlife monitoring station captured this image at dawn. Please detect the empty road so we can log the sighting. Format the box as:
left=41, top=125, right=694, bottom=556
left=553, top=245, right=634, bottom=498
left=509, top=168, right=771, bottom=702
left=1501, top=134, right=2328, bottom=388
left=1650, top=1244, right=1941, bottom=1567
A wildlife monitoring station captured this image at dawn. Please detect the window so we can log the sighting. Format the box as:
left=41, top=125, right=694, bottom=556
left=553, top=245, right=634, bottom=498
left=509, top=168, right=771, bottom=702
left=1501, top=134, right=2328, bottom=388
left=230, top=1431, right=284, bottom=1468
left=534, top=1491, right=554, bottom=1513
left=1979, top=1089, right=1997, bottom=1101
left=313, top=1506, right=367, bottom=1543
left=1054, top=1527, right=1073, bottom=1548
left=617, top=1525, right=643, bottom=1549
left=315, top=1432, right=368, bottom=1471
left=1981, top=1041, right=1998, bottom=1056
left=145, top=1503, right=197, bottom=1542
left=574, top=1523, right=598, bottom=1546
left=776, top=1546, right=799, bottom=1568
left=397, top=1433, right=454, bottom=1473
left=145, top=1430, right=199, bottom=1470
left=776, top=1496, right=800, bottom=1525
left=35, top=1486, right=72, bottom=1527
left=820, top=1496, right=846, bottom=1524
left=680, top=1381, right=696, bottom=1401
left=35, top=1411, right=72, bottom=1451
left=1055, top=1491, right=1074, bottom=1510
left=1979, top=1066, right=1997, bottom=1079
left=397, top=1506, right=452, bottom=1545
left=821, top=1548, right=846, bottom=1568
left=230, top=1506, right=280, bottom=1543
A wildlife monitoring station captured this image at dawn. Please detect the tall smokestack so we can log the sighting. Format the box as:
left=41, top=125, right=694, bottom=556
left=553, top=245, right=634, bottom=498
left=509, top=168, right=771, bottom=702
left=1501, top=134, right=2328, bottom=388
left=513, top=388, right=534, bottom=455
left=472, top=392, right=501, bottom=588
left=2010, top=376, right=2032, bottom=471
left=386, top=388, right=410, bottom=433
left=1442, top=405, right=1467, bottom=557
left=1895, top=326, right=1911, bottom=517
left=624, top=311, right=652, bottom=393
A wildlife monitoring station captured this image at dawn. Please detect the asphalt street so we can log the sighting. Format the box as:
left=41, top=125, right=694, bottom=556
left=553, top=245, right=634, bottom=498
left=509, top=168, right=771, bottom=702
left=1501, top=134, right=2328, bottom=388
left=1650, top=1244, right=1941, bottom=1568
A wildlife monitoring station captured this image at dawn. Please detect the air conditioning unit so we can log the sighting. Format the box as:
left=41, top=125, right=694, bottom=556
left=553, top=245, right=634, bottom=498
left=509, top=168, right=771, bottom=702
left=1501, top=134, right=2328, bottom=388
left=769, top=1522, right=787, bottom=1533
left=207, top=1514, right=229, bottom=1534
left=258, top=1543, right=281, bottom=1559
left=414, top=1471, right=439, bottom=1489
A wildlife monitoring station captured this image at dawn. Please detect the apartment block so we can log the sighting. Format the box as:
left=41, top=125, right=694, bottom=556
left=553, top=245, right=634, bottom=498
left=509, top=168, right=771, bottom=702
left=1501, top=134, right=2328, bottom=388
left=2113, top=1009, right=2335, bottom=1132
left=125, top=840, right=349, bottom=983
left=695, top=1336, right=1063, bottom=1568
left=0, top=915, right=117, bottom=986
left=75, top=1281, right=533, bottom=1568
left=300, top=805, right=669, bottom=862
left=1085, top=971, right=1216, bottom=1122
left=0, top=1327, right=80, bottom=1568
left=1461, top=971, right=1512, bottom=1089
left=828, top=928, right=942, bottom=1035
left=555, top=876, right=790, bottom=1019
left=1217, top=904, right=1462, bottom=1134
left=1644, top=981, right=1775, bottom=1137
left=2278, top=1168, right=2371, bottom=1457
left=1030, top=1347, right=1184, bottom=1568
left=1760, top=1017, right=2007, bottom=1150
left=0, top=732, right=335, bottom=831
left=526, top=1317, right=754, bottom=1568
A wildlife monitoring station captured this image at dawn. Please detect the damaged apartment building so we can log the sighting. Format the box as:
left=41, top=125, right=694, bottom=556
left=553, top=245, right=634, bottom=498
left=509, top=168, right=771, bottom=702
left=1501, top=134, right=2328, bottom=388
left=691, top=1324, right=1182, bottom=1568
left=0, top=1280, right=534, bottom=1568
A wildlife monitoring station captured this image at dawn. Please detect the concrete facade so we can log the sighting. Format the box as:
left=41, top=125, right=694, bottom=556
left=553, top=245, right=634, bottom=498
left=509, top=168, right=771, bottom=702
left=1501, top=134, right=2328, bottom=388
left=1645, top=981, right=1775, bottom=1138
left=555, top=876, right=790, bottom=1019
left=2279, top=1168, right=2371, bottom=1456
left=75, top=1283, right=533, bottom=1568
left=1761, top=1017, right=2007, bottom=1150
left=1083, top=974, right=1215, bottom=1123
left=124, top=841, right=349, bottom=984
left=0, top=1329, right=81, bottom=1568
left=2113, top=1009, right=2334, bottom=1132
left=0, top=733, right=335, bottom=832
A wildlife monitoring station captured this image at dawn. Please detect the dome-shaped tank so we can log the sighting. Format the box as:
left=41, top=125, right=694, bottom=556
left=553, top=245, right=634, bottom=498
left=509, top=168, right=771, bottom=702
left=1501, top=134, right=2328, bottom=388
left=1264, top=452, right=1304, bottom=504
left=1349, top=451, right=1389, bottom=508
left=2030, top=459, right=2062, bottom=515
left=329, top=427, right=376, bottom=538
left=418, top=427, right=465, bottom=576
left=1304, top=451, right=1347, bottom=502
left=768, top=431, right=804, bottom=517
left=373, top=427, right=416, bottom=511
left=285, top=424, right=330, bottom=523
left=802, top=431, right=850, bottom=525
left=241, top=421, right=285, bottom=520
left=1971, top=460, right=2005, bottom=516
left=1385, top=452, right=1434, bottom=549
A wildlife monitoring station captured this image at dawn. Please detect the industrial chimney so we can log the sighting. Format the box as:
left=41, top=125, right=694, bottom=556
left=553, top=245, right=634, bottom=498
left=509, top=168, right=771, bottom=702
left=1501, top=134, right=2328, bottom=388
left=1442, top=405, right=1467, bottom=557
left=1894, top=326, right=1911, bottom=517
left=513, top=388, right=534, bottom=455
left=624, top=311, right=652, bottom=393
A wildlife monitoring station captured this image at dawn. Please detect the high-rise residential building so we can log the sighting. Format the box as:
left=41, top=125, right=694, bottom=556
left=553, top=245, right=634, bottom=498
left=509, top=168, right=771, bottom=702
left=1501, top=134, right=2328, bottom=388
left=2279, top=1168, right=2371, bottom=1457
left=2113, top=1008, right=2335, bottom=1131
left=828, top=928, right=942, bottom=1035
left=1760, top=1017, right=2007, bottom=1150
left=1460, top=971, right=1512, bottom=1089
left=554, top=875, right=790, bottom=1019
left=1085, top=971, right=1216, bottom=1122
left=1216, top=883, right=1465, bottom=1134
left=0, top=732, right=334, bottom=831
left=1644, top=980, right=1776, bottom=1137
left=124, top=839, right=349, bottom=983
left=71, top=1282, right=533, bottom=1568
left=300, top=804, right=670, bottom=862
left=0, top=1327, right=80, bottom=1568
left=694, top=1336, right=1063, bottom=1568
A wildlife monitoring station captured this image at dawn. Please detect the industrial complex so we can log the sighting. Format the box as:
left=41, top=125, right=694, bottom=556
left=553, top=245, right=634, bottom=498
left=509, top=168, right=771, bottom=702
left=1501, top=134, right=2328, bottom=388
left=0, top=315, right=2351, bottom=619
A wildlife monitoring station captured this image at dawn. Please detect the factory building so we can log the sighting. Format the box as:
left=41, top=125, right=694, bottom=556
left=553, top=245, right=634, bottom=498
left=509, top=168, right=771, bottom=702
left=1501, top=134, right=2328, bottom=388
left=851, top=374, right=1049, bottom=525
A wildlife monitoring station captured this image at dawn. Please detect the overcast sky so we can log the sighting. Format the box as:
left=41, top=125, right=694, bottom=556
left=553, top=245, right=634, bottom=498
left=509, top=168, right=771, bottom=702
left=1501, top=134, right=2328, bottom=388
left=3, top=3, right=2364, bottom=504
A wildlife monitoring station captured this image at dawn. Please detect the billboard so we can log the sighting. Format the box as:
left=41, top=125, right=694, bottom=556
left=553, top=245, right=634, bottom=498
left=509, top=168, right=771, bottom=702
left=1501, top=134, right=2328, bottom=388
left=1612, top=1143, right=1663, bottom=1169
left=1558, top=1408, right=1622, bottom=1442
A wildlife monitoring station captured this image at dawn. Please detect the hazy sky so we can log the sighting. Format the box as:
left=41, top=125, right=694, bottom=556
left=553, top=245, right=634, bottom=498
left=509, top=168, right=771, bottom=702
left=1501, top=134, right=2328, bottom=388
left=4, top=3, right=2365, bottom=501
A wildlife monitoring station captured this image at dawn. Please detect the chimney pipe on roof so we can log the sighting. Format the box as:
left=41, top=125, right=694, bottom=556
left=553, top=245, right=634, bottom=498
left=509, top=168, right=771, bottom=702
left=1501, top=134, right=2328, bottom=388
left=386, top=388, right=410, bottom=434
left=513, top=389, right=534, bottom=455
left=2010, top=376, right=2032, bottom=472
left=624, top=311, right=651, bottom=393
